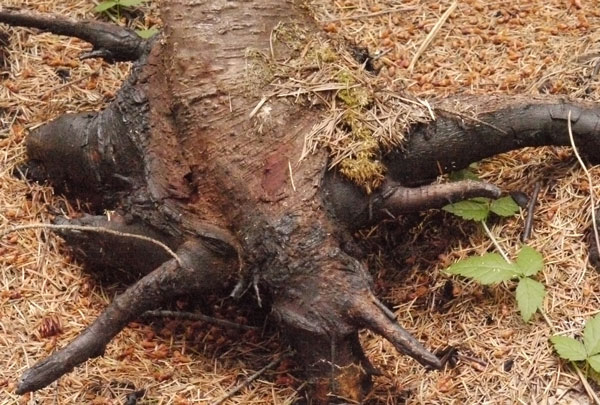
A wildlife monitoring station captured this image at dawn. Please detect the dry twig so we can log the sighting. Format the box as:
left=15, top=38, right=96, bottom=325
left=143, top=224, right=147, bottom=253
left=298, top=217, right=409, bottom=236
left=0, top=223, right=183, bottom=266
left=210, top=353, right=291, bottom=405
left=408, top=2, right=457, bottom=72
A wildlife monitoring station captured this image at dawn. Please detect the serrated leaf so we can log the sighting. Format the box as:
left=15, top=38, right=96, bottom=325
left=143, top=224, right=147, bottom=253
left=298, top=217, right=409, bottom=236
left=449, top=168, right=480, bottom=182
left=584, top=314, right=600, bottom=356
left=446, top=253, right=518, bottom=285
left=119, top=0, right=150, bottom=6
left=516, top=278, right=545, bottom=322
left=94, top=0, right=118, bottom=12
left=515, top=245, right=544, bottom=277
left=588, top=355, right=600, bottom=372
left=443, top=199, right=490, bottom=221
left=490, top=196, right=520, bottom=217
left=550, top=336, right=587, bottom=361
left=136, top=28, right=158, bottom=39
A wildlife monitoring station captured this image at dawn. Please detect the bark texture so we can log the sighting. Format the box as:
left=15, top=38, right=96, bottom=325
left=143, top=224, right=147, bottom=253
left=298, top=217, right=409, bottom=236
left=4, top=1, right=600, bottom=403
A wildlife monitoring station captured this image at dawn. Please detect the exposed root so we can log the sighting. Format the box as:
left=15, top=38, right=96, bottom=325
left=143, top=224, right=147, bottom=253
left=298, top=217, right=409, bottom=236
left=351, top=294, right=441, bottom=369
left=323, top=172, right=501, bottom=228
left=378, top=180, right=501, bottom=215
left=0, top=7, right=149, bottom=62
left=386, top=99, right=600, bottom=185
left=16, top=238, right=236, bottom=394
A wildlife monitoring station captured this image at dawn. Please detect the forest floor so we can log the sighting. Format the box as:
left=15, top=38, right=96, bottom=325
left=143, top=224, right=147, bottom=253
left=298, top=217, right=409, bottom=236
left=2, top=0, right=600, bottom=404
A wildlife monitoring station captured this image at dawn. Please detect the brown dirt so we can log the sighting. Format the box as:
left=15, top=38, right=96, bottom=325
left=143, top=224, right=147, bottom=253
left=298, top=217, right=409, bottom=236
left=2, top=0, right=600, bottom=404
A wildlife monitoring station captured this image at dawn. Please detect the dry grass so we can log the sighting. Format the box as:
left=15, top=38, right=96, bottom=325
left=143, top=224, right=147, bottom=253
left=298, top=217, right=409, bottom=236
left=2, top=0, right=600, bottom=404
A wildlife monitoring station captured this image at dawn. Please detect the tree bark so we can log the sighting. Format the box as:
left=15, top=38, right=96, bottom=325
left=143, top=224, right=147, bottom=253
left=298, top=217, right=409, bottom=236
left=4, top=1, right=600, bottom=403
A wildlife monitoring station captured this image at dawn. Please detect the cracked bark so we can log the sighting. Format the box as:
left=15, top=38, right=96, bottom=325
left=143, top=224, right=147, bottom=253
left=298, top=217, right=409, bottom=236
left=4, top=1, right=600, bottom=403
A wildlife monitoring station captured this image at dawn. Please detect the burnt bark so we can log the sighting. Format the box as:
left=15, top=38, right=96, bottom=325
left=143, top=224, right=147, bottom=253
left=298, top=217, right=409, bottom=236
left=4, top=2, right=600, bottom=404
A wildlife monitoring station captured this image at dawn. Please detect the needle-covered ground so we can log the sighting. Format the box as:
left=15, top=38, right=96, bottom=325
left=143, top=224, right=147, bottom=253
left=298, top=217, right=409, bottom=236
left=2, top=0, right=600, bottom=403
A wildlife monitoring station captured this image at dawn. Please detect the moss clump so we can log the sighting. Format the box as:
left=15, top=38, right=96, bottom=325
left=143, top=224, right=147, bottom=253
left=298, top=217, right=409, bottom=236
left=337, top=115, right=384, bottom=193
left=273, top=22, right=309, bottom=52
left=336, top=69, right=371, bottom=108
left=244, top=49, right=276, bottom=91
left=306, top=43, right=339, bottom=64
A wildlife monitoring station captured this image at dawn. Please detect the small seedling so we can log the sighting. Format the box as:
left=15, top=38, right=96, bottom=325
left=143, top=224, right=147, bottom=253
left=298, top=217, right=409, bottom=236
left=551, top=313, right=600, bottom=372
left=443, top=195, right=546, bottom=322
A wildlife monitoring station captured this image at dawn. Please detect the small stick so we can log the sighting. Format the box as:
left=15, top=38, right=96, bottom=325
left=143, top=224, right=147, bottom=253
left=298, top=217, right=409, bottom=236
left=521, top=182, right=541, bottom=242
left=321, top=6, right=417, bottom=23
left=408, top=2, right=457, bottom=72
left=142, top=310, right=258, bottom=331
left=210, top=354, right=289, bottom=405
left=0, top=223, right=183, bottom=267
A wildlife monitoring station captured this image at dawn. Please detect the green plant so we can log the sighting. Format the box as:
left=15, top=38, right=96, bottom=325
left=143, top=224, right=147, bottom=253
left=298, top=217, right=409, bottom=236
left=551, top=314, right=600, bottom=372
left=94, top=0, right=151, bottom=24
left=443, top=196, right=546, bottom=322
left=135, top=28, right=158, bottom=39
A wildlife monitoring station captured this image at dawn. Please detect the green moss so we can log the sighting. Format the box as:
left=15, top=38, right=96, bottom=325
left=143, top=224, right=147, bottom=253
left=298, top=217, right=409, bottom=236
left=336, top=116, right=385, bottom=193
left=244, top=49, right=275, bottom=91
left=335, top=69, right=371, bottom=108
left=305, top=43, right=339, bottom=64
left=273, top=22, right=309, bottom=52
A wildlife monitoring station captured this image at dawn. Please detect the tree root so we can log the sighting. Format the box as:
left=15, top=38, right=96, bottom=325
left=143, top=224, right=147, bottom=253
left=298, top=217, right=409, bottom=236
left=16, top=238, right=236, bottom=394
left=386, top=98, right=600, bottom=185
left=0, top=7, right=149, bottom=62
left=324, top=174, right=501, bottom=228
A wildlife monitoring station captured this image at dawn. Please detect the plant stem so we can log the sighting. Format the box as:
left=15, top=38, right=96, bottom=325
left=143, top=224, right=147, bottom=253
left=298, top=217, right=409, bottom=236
left=481, top=221, right=511, bottom=263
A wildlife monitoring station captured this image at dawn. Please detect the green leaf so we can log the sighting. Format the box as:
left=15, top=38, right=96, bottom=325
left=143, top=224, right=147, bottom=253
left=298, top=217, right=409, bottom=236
left=515, top=245, right=544, bottom=277
left=446, top=253, right=518, bottom=285
left=443, top=199, right=490, bottom=221
left=449, top=168, right=480, bottom=182
left=490, top=196, right=520, bottom=217
left=584, top=314, right=600, bottom=356
left=516, top=278, right=545, bottom=322
left=588, top=355, right=600, bottom=372
left=119, top=0, right=150, bottom=6
left=136, top=28, right=159, bottom=39
left=550, top=336, right=587, bottom=361
left=94, top=0, right=118, bottom=12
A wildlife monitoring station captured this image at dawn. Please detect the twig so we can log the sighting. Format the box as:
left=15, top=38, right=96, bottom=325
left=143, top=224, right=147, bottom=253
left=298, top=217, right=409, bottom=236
left=521, top=181, right=542, bottom=242
left=0, top=223, right=183, bottom=267
left=567, top=110, right=600, bottom=282
left=249, top=96, right=269, bottom=118
left=210, top=353, right=290, bottom=405
left=408, top=1, right=457, bottom=72
left=321, top=6, right=417, bottom=23
left=142, top=310, right=258, bottom=331
left=481, top=221, right=511, bottom=263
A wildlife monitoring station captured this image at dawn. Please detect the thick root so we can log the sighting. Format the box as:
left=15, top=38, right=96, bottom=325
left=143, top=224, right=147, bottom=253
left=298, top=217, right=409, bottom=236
left=0, top=7, right=150, bottom=62
left=271, top=251, right=440, bottom=403
left=386, top=98, right=600, bottom=185
left=17, top=238, right=236, bottom=394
